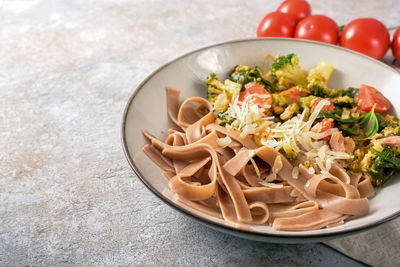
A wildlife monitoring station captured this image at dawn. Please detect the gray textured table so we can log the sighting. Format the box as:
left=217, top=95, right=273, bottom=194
left=1, top=0, right=399, bottom=265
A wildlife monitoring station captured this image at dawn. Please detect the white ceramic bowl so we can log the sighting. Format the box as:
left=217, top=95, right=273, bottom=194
left=122, top=38, right=400, bottom=243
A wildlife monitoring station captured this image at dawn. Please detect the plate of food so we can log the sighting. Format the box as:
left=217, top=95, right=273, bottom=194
left=122, top=38, right=400, bottom=243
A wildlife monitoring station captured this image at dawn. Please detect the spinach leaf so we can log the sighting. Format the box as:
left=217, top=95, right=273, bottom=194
left=376, top=113, right=388, bottom=131
left=338, top=125, right=360, bottom=136
left=317, top=111, right=359, bottom=124
left=342, top=87, right=359, bottom=98
left=359, top=105, right=379, bottom=137
left=374, top=147, right=400, bottom=171
left=229, top=65, right=280, bottom=92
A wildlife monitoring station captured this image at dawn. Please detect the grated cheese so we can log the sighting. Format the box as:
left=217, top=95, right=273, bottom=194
left=272, top=155, right=283, bottom=174
left=217, top=136, right=232, bottom=147
left=292, top=166, right=299, bottom=179
left=259, top=181, right=284, bottom=188
left=219, top=91, right=353, bottom=174
left=264, top=172, right=277, bottom=182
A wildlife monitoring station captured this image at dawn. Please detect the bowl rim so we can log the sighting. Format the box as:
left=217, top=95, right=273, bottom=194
left=121, top=37, right=400, bottom=240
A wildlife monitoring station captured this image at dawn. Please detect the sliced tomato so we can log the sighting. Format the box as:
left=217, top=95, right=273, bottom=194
left=280, top=87, right=309, bottom=102
left=239, top=83, right=272, bottom=111
left=311, top=97, right=335, bottom=113
left=358, top=84, right=391, bottom=113
left=320, top=118, right=334, bottom=142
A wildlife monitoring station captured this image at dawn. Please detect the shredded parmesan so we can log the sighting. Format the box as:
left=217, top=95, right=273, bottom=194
left=259, top=181, right=284, bottom=188
left=292, top=166, right=299, bottom=179
left=221, top=96, right=268, bottom=137
left=264, top=172, right=277, bottom=182
left=272, top=155, right=283, bottom=174
left=217, top=136, right=232, bottom=147
left=219, top=92, right=352, bottom=173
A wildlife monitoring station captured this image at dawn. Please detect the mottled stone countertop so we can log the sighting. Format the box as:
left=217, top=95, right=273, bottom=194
left=1, top=0, right=399, bottom=266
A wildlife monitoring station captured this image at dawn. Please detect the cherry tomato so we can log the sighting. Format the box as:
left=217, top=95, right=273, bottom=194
left=279, top=87, right=309, bottom=102
left=256, top=11, right=295, bottom=38
left=239, top=83, right=272, bottom=111
left=320, top=118, right=334, bottom=142
left=311, top=98, right=335, bottom=113
left=294, top=15, right=339, bottom=44
left=340, top=18, right=390, bottom=60
left=358, top=84, right=391, bottom=113
left=277, top=0, right=311, bottom=23
left=392, top=27, right=400, bottom=63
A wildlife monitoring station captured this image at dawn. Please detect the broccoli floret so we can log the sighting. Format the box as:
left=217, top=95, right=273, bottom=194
left=230, top=65, right=252, bottom=85
left=306, top=61, right=341, bottom=98
left=206, top=73, right=224, bottom=104
left=206, top=73, right=241, bottom=111
left=230, top=65, right=278, bottom=92
left=268, top=54, right=307, bottom=88
left=272, top=94, right=292, bottom=107
left=307, top=61, right=334, bottom=88
left=299, top=95, right=317, bottom=110
left=332, top=95, right=356, bottom=108
left=309, top=84, right=339, bottom=98
left=280, top=103, right=299, bottom=120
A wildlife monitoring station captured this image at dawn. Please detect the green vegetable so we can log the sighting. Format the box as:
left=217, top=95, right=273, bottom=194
left=332, top=95, right=356, bottom=108
left=230, top=65, right=278, bottom=92
left=367, top=156, right=396, bottom=186
left=318, top=105, right=379, bottom=137
left=367, top=146, right=400, bottom=186
left=299, top=95, right=317, bottom=110
left=359, top=105, right=379, bottom=137
left=341, top=87, right=359, bottom=98
left=374, top=147, right=400, bottom=171
left=376, top=113, right=389, bottom=131
left=309, top=84, right=339, bottom=98
left=306, top=61, right=339, bottom=99
left=269, top=54, right=307, bottom=88
left=338, top=124, right=360, bottom=136
left=308, top=85, right=359, bottom=99
left=206, top=73, right=241, bottom=113
left=216, top=112, right=235, bottom=127
left=280, top=103, right=299, bottom=120
left=229, top=65, right=251, bottom=85
left=272, top=94, right=291, bottom=107
left=206, top=73, right=224, bottom=104
left=317, top=111, right=359, bottom=124
left=307, top=61, right=334, bottom=88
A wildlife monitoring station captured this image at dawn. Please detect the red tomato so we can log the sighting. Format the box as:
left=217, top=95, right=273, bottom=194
left=340, top=18, right=390, bottom=60
left=256, top=11, right=295, bottom=38
left=294, top=15, right=339, bottom=44
left=358, top=84, right=391, bottom=113
left=279, top=87, right=309, bottom=102
left=321, top=118, right=334, bottom=131
left=277, top=0, right=311, bottom=23
left=320, top=118, right=334, bottom=142
left=239, top=83, right=272, bottom=111
left=311, top=98, right=335, bottom=113
left=392, top=27, right=400, bottom=63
